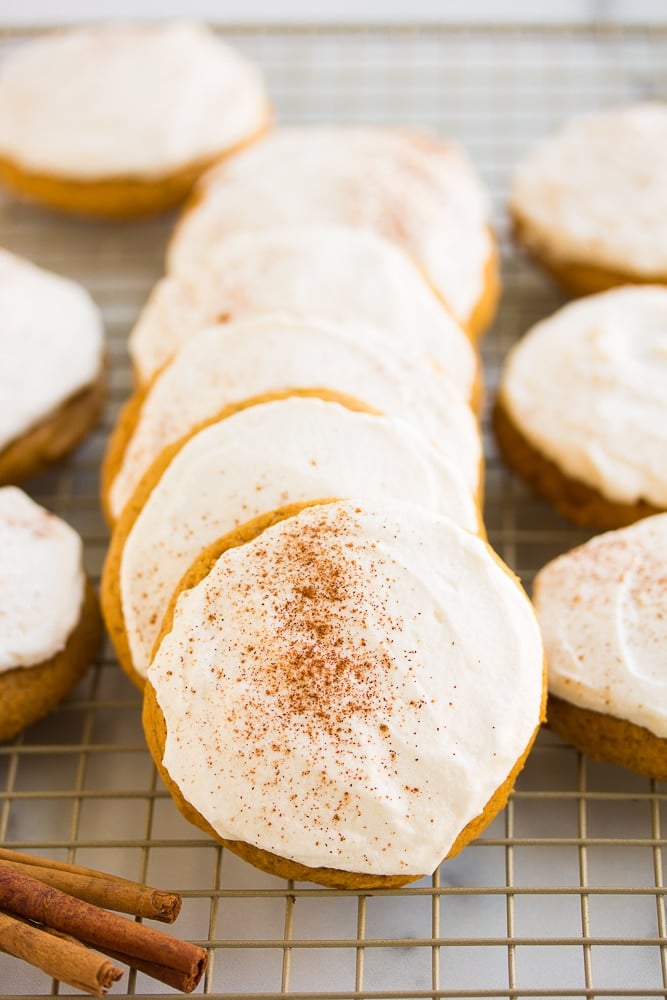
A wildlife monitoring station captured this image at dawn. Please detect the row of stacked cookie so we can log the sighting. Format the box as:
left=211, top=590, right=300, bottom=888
left=102, top=124, right=500, bottom=682
left=101, top=126, right=547, bottom=889
left=495, top=104, right=667, bottom=780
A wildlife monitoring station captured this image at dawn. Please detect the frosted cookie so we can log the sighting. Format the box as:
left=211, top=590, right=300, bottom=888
left=535, top=514, right=667, bottom=780
left=167, top=128, right=498, bottom=337
left=0, top=487, right=101, bottom=741
left=143, top=499, right=545, bottom=888
left=510, top=103, right=667, bottom=295
left=0, top=23, right=270, bottom=218
left=103, top=315, right=483, bottom=524
left=102, top=397, right=482, bottom=689
left=0, top=249, right=105, bottom=484
left=494, top=287, right=667, bottom=529
left=129, top=225, right=480, bottom=403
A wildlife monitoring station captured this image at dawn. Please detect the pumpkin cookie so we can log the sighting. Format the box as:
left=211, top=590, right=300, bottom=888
left=0, top=22, right=270, bottom=217
left=167, top=127, right=498, bottom=338
left=0, top=487, right=101, bottom=742
left=495, top=286, right=667, bottom=529
left=103, top=315, right=482, bottom=524
left=129, top=225, right=480, bottom=403
left=0, top=249, right=105, bottom=485
left=144, top=499, right=544, bottom=888
left=510, top=103, right=667, bottom=295
left=535, top=514, right=667, bottom=780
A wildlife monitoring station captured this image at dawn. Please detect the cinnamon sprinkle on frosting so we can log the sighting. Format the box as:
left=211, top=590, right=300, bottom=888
left=207, top=507, right=411, bottom=746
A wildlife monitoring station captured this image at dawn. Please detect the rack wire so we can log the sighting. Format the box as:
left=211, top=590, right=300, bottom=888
left=0, top=21, right=666, bottom=1000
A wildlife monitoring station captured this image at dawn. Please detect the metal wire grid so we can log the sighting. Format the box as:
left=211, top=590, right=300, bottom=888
left=0, top=21, right=665, bottom=1000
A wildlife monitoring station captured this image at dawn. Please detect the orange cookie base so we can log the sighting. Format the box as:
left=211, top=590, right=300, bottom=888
left=0, top=580, right=102, bottom=742
left=511, top=211, right=667, bottom=297
left=0, top=373, right=105, bottom=486
left=142, top=501, right=544, bottom=889
left=493, top=396, right=661, bottom=530
left=547, top=695, right=667, bottom=781
left=0, top=123, right=270, bottom=219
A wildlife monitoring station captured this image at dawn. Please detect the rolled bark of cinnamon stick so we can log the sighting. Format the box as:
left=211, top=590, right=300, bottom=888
left=0, top=867, right=207, bottom=990
left=0, top=911, right=123, bottom=996
left=0, top=849, right=181, bottom=922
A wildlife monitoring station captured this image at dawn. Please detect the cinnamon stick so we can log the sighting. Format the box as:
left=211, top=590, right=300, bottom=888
left=45, top=926, right=201, bottom=993
left=0, top=911, right=122, bottom=996
left=98, top=945, right=206, bottom=993
left=0, top=848, right=181, bottom=922
left=0, top=866, right=207, bottom=991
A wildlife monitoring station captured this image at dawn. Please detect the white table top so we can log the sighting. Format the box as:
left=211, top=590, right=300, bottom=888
left=0, top=0, right=666, bottom=25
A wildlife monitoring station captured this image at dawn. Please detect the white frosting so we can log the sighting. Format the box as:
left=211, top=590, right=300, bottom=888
left=510, top=103, right=667, bottom=277
left=0, top=249, right=104, bottom=452
left=167, top=128, right=492, bottom=326
left=0, top=23, right=269, bottom=180
left=120, top=397, right=480, bottom=681
left=0, top=487, right=84, bottom=672
left=534, top=514, right=667, bottom=738
left=109, top=315, right=482, bottom=521
left=129, top=225, right=478, bottom=395
left=500, top=286, right=667, bottom=507
left=149, top=499, right=544, bottom=876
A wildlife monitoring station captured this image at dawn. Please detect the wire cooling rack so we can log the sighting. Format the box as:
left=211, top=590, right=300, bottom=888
left=0, top=21, right=666, bottom=1000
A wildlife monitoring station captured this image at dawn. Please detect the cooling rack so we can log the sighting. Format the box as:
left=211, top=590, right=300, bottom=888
left=0, top=20, right=666, bottom=1000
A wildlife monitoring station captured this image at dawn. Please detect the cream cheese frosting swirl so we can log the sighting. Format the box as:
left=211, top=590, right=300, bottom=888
left=510, top=103, right=667, bottom=278
left=534, top=514, right=667, bottom=738
left=149, top=499, right=544, bottom=876
left=167, top=127, right=493, bottom=328
left=108, top=315, right=482, bottom=521
left=499, top=286, right=667, bottom=507
left=0, top=249, right=104, bottom=452
left=129, top=225, right=478, bottom=395
left=0, top=487, right=84, bottom=672
left=0, top=22, right=269, bottom=180
left=119, top=397, right=480, bottom=682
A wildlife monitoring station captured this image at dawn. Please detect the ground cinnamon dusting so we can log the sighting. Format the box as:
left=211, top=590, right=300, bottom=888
left=215, top=507, right=416, bottom=746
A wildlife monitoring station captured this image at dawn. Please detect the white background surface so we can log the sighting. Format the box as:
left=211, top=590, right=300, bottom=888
left=0, top=0, right=666, bottom=24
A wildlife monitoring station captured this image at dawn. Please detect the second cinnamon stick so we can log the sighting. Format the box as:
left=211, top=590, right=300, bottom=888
left=0, top=849, right=181, bottom=922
